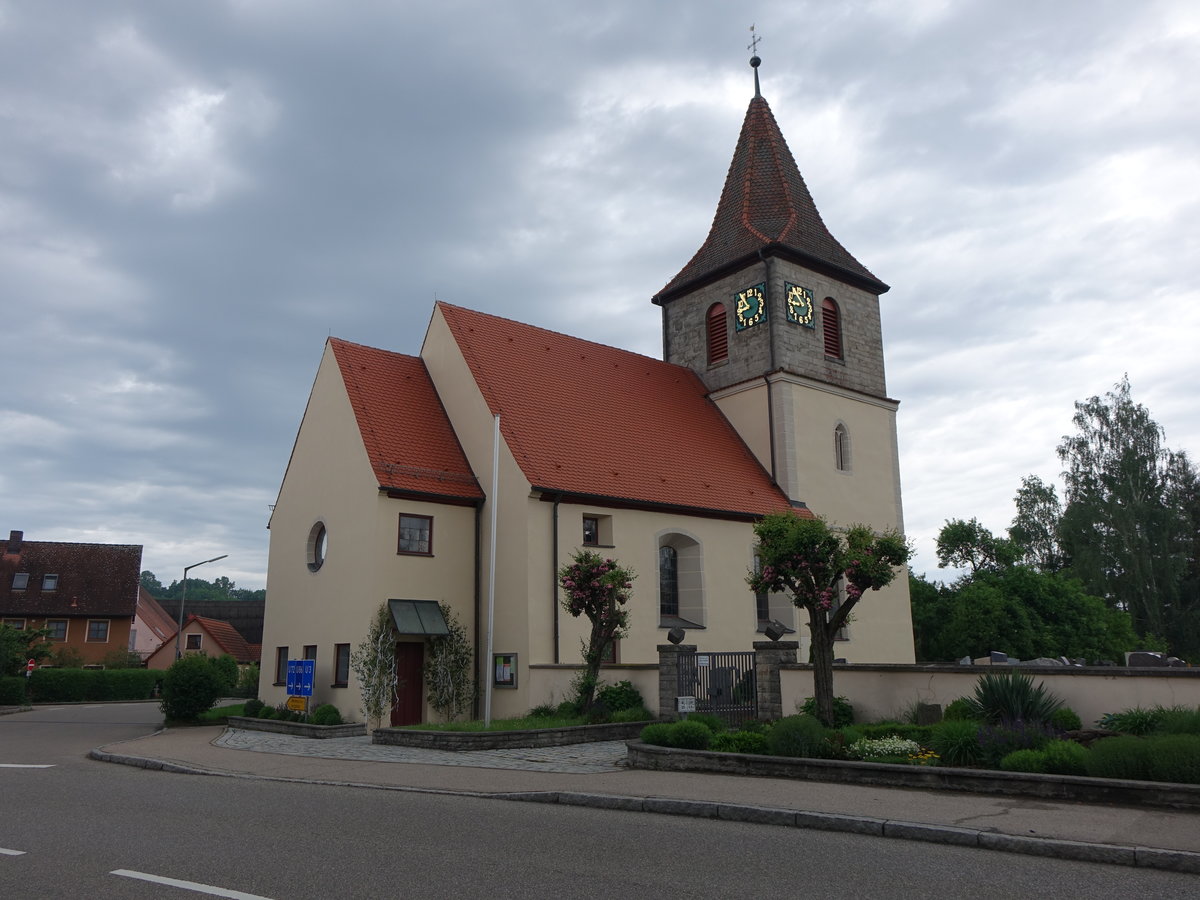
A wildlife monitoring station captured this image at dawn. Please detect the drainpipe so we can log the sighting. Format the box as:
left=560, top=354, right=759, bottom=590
left=760, top=249, right=779, bottom=483
left=552, top=495, right=561, bottom=664
left=472, top=498, right=483, bottom=720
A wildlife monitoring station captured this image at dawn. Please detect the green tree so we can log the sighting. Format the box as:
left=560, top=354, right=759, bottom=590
left=0, top=624, right=53, bottom=676
left=140, top=570, right=165, bottom=597
left=559, top=550, right=635, bottom=710
left=909, top=572, right=952, bottom=662
left=749, top=512, right=910, bottom=726
left=1008, top=475, right=1064, bottom=572
left=351, top=603, right=397, bottom=729
left=1057, top=376, right=1197, bottom=653
left=936, top=517, right=1022, bottom=576
left=423, top=604, right=474, bottom=721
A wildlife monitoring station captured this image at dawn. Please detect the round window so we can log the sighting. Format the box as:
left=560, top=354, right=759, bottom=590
left=307, top=522, right=328, bottom=573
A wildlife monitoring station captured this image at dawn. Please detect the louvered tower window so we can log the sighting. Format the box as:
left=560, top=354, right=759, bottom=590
left=822, top=298, right=843, bottom=359
left=706, top=303, right=728, bottom=364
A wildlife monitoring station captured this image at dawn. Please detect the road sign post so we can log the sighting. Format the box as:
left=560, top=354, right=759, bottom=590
left=286, top=659, right=316, bottom=720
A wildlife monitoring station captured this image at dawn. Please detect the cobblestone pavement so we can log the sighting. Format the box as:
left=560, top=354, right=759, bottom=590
left=215, top=729, right=628, bottom=774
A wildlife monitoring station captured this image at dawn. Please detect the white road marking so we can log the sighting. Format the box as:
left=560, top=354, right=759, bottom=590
left=111, top=869, right=275, bottom=899
left=0, top=764, right=55, bottom=768
left=0, top=848, right=27, bottom=856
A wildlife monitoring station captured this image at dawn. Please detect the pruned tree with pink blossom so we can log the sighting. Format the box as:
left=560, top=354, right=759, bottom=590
left=748, top=512, right=910, bottom=726
left=559, top=549, right=635, bottom=710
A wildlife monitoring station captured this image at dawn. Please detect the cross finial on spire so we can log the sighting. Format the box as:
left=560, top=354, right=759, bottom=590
left=748, top=25, right=762, bottom=98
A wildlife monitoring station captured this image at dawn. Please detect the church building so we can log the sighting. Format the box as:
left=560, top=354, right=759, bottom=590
left=258, top=58, right=914, bottom=724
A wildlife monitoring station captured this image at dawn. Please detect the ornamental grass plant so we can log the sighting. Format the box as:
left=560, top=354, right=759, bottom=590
left=965, top=671, right=1063, bottom=725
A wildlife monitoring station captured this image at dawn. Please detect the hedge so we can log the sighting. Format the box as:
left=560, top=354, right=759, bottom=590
left=25, top=668, right=162, bottom=703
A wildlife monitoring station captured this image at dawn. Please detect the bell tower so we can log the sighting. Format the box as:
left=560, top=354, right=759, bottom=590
left=652, top=54, right=904, bottom=535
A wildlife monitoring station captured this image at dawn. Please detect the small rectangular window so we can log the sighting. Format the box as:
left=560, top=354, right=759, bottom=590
left=86, top=620, right=110, bottom=642
left=43, top=574, right=59, bottom=591
left=185, top=633, right=203, bottom=651
left=46, top=619, right=68, bottom=641
left=275, top=647, right=289, bottom=685
left=582, top=516, right=599, bottom=545
left=3, top=618, right=26, bottom=631
left=303, top=644, right=317, bottom=661
left=333, top=643, right=351, bottom=686
left=398, top=514, right=433, bottom=555
left=12, top=573, right=29, bottom=590
left=600, top=639, right=618, bottom=664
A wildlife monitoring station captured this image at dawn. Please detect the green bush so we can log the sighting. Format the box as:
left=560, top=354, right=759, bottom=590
left=1156, top=706, right=1200, bottom=735
left=159, top=655, right=225, bottom=722
left=710, top=731, right=769, bottom=755
left=639, top=723, right=674, bottom=746
left=242, top=698, right=264, bottom=717
left=310, top=704, right=343, bottom=726
left=236, top=663, right=260, bottom=699
left=965, top=672, right=1063, bottom=725
left=978, top=719, right=1056, bottom=767
left=1086, top=736, right=1154, bottom=781
left=683, top=713, right=727, bottom=734
left=798, top=695, right=855, bottom=727
left=0, top=676, right=26, bottom=705
left=929, top=719, right=982, bottom=767
left=210, top=654, right=239, bottom=694
left=943, top=698, right=978, bottom=721
left=1097, top=706, right=1164, bottom=735
left=1000, top=749, right=1048, bottom=773
left=529, top=702, right=557, bottom=718
left=1146, top=735, right=1200, bottom=784
left=670, top=720, right=713, bottom=750
left=257, top=705, right=275, bottom=719
left=1042, top=739, right=1089, bottom=776
left=1050, top=706, right=1082, bottom=732
left=595, top=680, right=644, bottom=712
left=609, top=705, right=653, bottom=723
left=766, top=715, right=830, bottom=758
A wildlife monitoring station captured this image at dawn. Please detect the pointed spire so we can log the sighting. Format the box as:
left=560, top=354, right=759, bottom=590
left=654, top=81, right=887, bottom=304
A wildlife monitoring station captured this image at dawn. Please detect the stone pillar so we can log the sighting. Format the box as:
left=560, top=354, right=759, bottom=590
left=753, top=640, right=799, bottom=721
left=657, top=644, right=697, bottom=720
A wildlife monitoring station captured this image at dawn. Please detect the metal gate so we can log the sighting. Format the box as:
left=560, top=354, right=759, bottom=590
left=676, top=650, right=757, bottom=725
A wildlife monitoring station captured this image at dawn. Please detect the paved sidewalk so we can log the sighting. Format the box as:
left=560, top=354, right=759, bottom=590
left=90, top=725, right=1200, bottom=873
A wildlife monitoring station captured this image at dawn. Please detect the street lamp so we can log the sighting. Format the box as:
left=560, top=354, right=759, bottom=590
left=175, top=554, right=229, bottom=659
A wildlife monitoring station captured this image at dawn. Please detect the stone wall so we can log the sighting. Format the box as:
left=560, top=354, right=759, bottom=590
left=373, top=720, right=649, bottom=751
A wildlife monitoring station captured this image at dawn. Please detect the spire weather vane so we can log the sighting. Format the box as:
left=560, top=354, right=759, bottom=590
left=748, top=24, right=762, bottom=96
left=748, top=24, right=761, bottom=57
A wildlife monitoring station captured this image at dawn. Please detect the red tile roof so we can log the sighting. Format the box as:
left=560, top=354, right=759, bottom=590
left=164, top=615, right=257, bottom=664
left=136, top=586, right=177, bottom=642
left=437, top=303, right=797, bottom=519
left=1, top=536, right=141, bottom=617
left=330, top=338, right=483, bottom=503
left=654, top=95, right=887, bottom=302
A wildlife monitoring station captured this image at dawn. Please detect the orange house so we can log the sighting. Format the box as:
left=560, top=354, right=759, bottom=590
left=1, top=530, right=142, bottom=666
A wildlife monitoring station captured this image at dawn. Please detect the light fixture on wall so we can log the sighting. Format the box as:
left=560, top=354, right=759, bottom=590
left=764, top=620, right=786, bottom=642
left=667, top=627, right=686, bottom=645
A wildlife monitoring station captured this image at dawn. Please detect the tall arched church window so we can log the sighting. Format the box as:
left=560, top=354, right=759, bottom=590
left=706, top=303, right=728, bottom=364
left=822, top=298, right=843, bottom=359
left=659, top=545, right=679, bottom=617
left=834, top=423, right=851, bottom=472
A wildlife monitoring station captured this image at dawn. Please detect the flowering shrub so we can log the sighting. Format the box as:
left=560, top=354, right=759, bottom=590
left=847, top=735, right=922, bottom=761
left=559, top=550, right=635, bottom=709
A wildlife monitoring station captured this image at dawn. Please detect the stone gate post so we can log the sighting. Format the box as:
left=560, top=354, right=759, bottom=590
left=657, top=644, right=697, bottom=720
left=753, top=640, right=799, bottom=720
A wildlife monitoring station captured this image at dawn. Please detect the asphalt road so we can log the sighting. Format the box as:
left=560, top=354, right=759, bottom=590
left=2, top=703, right=1198, bottom=899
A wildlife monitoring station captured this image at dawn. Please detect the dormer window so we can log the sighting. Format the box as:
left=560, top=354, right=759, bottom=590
left=12, top=573, right=29, bottom=590
left=43, top=574, right=59, bottom=591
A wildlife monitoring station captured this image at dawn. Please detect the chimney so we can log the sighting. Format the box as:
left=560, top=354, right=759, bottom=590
left=6, top=530, right=22, bottom=555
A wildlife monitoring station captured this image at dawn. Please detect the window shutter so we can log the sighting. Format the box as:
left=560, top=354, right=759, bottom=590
left=822, top=298, right=842, bottom=359
left=707, top=303, right=728, bottom=364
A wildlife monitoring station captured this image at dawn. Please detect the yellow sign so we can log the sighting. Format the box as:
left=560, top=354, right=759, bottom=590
left=286, top=696, right=307, bottom=712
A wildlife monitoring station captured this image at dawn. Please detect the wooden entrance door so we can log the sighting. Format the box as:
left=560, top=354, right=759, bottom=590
left=390, top=641, right=424, bottom=726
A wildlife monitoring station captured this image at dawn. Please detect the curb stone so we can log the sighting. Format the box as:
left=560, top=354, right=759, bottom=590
left=89, top=748, right=1200, bottom=874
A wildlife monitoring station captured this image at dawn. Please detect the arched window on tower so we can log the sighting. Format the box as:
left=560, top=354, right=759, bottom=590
left=834, top=423, right=851, bottom=472
left=822, top=298, right=843, bottom=359
left=706, top=303, right=728, bottom=364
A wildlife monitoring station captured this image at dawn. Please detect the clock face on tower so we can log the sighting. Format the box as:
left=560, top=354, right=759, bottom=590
left=785, top=282, right=815, bottom=327
left=734, top=283, right=767, bottom=331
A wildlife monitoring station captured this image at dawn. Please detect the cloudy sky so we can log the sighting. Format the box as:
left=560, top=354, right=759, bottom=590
left=2, top=0, right=1197, bottom=591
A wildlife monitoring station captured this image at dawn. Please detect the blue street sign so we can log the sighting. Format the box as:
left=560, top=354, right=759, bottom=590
left=286, top=659, right=316, bottom=697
